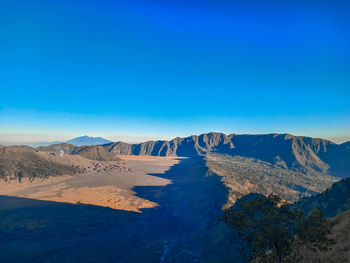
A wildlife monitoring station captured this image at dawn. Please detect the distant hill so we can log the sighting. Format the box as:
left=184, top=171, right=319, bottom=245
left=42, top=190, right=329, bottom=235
left=0, top=144, right=125, bottom=181
left=34, top=135, right=112, bottom=147
left=66, top=135, right=112, bottom=146
left=71, top=145, right=120, bottom=161
left=37, top=143, right=76, bottom=155
left=0, top=145, right=82, bottom=181
left=32, top=141, right=64, bottom=147
left=38, top=143, right=120, bottom=162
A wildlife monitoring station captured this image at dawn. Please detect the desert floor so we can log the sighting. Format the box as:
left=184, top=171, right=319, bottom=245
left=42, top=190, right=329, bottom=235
left=0, top=156, right=182, bottom=212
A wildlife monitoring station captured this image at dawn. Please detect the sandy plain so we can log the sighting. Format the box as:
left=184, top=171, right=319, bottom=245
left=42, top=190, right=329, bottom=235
left=0, top=155, right=181, bottom=212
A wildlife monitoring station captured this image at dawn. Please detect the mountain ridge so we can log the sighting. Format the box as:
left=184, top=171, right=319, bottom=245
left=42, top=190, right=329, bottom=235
left=35, top=132, right=350, bottom=178
left=102, top=132, right=349, bottom=178
left=295, top=177, right=350, bottom=217
left=1, top=132, right=348, bottom=211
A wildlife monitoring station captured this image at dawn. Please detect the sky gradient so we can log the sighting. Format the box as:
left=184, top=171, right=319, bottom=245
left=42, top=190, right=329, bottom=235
left=1, top=0, right=350, bottom=144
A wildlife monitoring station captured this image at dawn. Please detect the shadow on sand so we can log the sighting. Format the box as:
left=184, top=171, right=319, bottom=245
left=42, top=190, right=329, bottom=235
left=0, top=157, right=240, bottom=263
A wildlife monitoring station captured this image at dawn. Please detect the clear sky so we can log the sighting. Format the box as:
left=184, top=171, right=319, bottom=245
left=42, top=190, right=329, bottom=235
left=1, top=0, right=350, bottom=145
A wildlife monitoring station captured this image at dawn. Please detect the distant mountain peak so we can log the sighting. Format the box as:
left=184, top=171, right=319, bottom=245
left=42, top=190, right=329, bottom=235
left=65, top=136, right=112, bottom=146
left=34, top=136, right=112, bottom=147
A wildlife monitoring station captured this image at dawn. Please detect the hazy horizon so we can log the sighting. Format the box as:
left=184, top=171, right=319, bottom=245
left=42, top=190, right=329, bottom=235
left=1, top=130, right=349, bottom=146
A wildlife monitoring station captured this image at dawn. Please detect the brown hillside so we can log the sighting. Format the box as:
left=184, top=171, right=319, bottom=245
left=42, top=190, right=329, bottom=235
left=72, top=145, right=121, bottom=161
left=0, top=145, right=81, bottom=181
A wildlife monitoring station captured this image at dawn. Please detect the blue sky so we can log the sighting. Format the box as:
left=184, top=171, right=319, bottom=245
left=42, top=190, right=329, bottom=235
left=1, top=0, right=349, bottom=144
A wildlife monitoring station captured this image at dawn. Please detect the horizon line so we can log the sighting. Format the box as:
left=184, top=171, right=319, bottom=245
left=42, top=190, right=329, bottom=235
left=1, top=131, right=349, bottom=146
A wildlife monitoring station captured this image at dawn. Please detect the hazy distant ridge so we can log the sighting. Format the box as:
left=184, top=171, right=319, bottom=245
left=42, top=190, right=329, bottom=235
left=34, top=135, right=112, bottom=147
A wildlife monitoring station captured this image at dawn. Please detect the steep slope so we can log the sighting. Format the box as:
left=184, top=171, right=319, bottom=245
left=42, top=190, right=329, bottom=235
left=104, top=132, right=234, bottom=156
left=314, top=141, right=350, bottom=178
left=206, top=154, right=337, bottom=206
left=229, top=134, right=331, bottom=173
left=287, top=208, right=350, bottom=262
left=325, top=209, right=350, bottom=262
left=295, top=177, right=350, bottom=217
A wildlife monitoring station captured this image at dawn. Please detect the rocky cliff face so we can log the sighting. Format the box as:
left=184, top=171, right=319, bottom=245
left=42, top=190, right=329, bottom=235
left=103, top=132, right=349, bottom=178
left=104, top=133, right=234, bottom=156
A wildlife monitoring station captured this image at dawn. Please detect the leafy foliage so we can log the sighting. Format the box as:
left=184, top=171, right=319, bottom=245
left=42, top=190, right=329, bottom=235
left=219, top=193, right=334, bottom=263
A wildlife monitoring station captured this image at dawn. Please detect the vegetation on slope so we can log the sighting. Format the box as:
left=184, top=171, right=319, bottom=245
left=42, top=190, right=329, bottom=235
left=219, top=193, right=335, bottom=263
left=220, top=176, right=350, bottom=262
left=295, top=177, right=350, bottom=217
